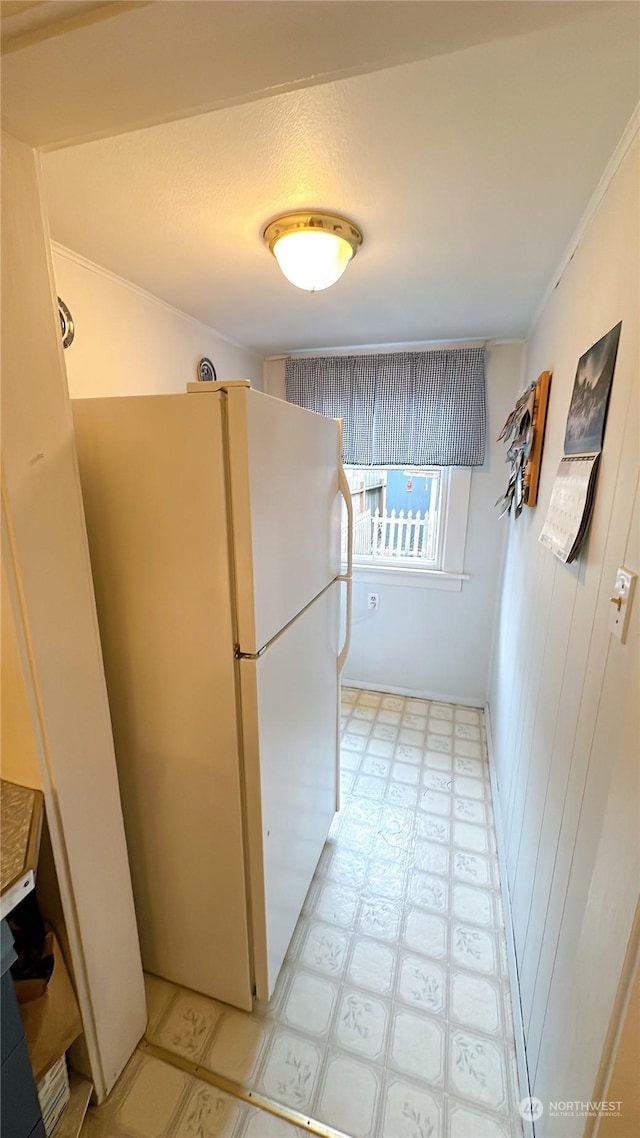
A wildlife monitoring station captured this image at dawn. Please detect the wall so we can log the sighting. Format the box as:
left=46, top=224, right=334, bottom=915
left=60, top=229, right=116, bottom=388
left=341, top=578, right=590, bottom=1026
left=488, top=130, right=639, bottom=1137
left=1, top=561, right=42, bottom=791
left=1, top=132, right=146, bottom=1099
left=265, top=342, right=524, bottom=704
left=51, top=244, right=263, bottom=398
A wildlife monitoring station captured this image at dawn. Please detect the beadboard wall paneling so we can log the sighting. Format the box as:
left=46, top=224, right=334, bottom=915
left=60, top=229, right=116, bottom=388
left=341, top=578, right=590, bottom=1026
left=488, top=129, right=639, bottom=1136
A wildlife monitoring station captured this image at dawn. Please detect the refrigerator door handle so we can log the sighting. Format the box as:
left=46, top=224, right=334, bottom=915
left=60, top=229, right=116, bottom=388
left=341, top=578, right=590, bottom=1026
left=337, top=575, right=352, bottom=674
left=234, top=644, right=265, bottom=660
left=337, top=449, right=353, bottom=584
left=337, top=428, right=353, bottom=673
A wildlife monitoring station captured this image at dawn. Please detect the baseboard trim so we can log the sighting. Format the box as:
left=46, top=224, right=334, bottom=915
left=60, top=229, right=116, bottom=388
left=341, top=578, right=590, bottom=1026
left=341, top=677, right=484, bottom=708
left=484, top=700, right=535, bottom=1138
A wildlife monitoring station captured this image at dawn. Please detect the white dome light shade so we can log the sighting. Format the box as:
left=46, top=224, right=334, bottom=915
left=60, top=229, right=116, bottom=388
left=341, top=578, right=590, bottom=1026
left=264, top=212, right=363, bottom=292
left=273, top=230, right=353, bottom=291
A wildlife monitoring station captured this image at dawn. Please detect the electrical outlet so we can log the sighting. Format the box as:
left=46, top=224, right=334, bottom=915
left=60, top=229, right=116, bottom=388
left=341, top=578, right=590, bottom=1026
left=368, top=592, right=380, bottom=612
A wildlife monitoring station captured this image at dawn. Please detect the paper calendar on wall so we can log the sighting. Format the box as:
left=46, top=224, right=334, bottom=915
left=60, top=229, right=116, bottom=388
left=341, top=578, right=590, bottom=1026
left=538, top=453, right=600, bottom=563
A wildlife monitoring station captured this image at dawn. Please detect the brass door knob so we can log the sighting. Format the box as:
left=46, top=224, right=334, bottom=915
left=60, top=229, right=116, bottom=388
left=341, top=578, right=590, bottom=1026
left=609, top=595, right=623, bottom=611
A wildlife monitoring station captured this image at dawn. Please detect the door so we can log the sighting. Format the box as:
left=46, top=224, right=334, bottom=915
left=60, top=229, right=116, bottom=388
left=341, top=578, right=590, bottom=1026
left=225, top=387, right=342, bottom=654
left=239, top=582, right=340, bottom=999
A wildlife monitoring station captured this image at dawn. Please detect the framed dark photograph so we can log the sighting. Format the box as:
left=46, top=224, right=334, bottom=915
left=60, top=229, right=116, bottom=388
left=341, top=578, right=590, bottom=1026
left=564, top=321, right=622, bottom=454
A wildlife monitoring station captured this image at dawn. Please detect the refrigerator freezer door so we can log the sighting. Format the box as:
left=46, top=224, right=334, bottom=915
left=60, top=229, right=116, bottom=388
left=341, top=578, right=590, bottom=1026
left=72, top=393, right=253, bottom=1010
left=225, top=388, right=342, bottom=654
left=239, top=582, right=339, bottom=999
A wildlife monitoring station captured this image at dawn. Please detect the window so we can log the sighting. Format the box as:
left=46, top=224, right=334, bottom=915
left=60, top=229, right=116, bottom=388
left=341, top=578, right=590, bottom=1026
left=341, top=465, right=471, bottom=590
left=283, top=347, right=483, bottom=590
left=343, top=466, right=444, bottom=566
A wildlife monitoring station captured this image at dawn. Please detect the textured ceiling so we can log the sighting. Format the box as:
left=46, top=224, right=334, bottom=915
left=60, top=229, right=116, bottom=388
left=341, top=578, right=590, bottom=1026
left=40, top=4, right=639, bottom=355
left=2, top=1, right=624, bottom=148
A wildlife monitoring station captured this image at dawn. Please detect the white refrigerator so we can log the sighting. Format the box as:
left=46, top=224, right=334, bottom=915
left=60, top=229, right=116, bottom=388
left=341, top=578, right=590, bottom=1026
left=71, top=381, right=353, bottom=1011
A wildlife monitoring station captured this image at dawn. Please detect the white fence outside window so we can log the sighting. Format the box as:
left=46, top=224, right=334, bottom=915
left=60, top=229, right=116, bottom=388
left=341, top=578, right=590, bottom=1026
left=343, top=507, right=439, bottom=564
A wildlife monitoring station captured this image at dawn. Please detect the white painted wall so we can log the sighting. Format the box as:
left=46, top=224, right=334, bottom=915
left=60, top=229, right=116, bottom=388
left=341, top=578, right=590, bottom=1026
left=488, top=130, right=639, bottom=1134
left=1, top=563, right=42, bottom=792
left=1, top=133, right=147, bottom=1100
left=265, top=342, right=524, bottom=704
left=51, top=244, right=263, bottom=398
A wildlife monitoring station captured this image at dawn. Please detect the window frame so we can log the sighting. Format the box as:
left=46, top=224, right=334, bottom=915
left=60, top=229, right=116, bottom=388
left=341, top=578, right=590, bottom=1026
left=347, top=466, right=471, bottom=592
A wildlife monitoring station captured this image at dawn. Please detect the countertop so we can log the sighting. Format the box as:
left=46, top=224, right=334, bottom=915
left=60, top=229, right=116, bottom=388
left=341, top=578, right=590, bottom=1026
left=0, top=779, right=44, bottom=920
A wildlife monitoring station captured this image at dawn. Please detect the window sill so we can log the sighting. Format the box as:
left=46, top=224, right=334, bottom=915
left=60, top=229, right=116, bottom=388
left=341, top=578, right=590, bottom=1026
left=352, top=564, right=470, bottom=591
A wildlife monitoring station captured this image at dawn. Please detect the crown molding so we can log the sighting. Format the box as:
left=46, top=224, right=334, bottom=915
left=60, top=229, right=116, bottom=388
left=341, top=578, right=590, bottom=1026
left=50, top=241, right=262, bottom=358
left=529, top=102, right=640, bottom=336
left=264, top=337, right=526, bottom=361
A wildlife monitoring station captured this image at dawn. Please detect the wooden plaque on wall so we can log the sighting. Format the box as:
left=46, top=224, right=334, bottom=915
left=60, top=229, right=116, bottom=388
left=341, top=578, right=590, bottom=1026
left=523, top=370, right=552, bottom=507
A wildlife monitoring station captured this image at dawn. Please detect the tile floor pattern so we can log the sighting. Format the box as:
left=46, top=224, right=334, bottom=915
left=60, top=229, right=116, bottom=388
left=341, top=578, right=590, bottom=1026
left=80, top=1050, right=307, bottom=1138
left=81, top=690, right=524, bottom=1138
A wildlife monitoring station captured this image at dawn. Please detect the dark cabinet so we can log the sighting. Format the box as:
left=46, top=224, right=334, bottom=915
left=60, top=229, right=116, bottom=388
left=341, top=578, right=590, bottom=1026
left=1, top=920, right=45, bottom=1138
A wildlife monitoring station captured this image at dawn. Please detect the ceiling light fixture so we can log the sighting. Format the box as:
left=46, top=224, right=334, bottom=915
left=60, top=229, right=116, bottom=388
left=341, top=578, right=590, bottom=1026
left=263, top=211, right=363, bottom=292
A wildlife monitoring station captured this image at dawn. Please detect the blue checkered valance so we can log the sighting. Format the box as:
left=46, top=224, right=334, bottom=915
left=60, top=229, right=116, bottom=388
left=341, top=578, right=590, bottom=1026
left=285, top=348, right=486, bottom=466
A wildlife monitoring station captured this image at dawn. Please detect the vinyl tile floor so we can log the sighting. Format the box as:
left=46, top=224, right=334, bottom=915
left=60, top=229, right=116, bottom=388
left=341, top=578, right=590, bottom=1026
left=80, top=689, right=523, bottom=1138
